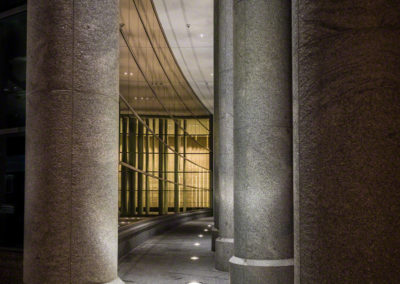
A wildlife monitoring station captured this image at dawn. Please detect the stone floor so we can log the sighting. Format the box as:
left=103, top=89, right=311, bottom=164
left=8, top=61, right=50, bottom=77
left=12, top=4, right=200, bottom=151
left=118, top=217, right=229, bottom=284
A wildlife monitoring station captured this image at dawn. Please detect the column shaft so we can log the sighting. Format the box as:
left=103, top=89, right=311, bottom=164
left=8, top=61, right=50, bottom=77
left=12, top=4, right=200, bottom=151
left=182, top=120, right=187, bottom=212
left=158, top=119, right=164, bottom=215
left=24, top=1, right=121, bottom=283
left=129, top=117, right=137, bottom=216
left=121, top=117, right=128, bottom=215
left=174, top=121, right=180, bottom=213
left=145, top=118, right=150, bottom=215
left=230, top=0, right=293, bottom=282
left=137, top=120, right=144, bottom=215
left=294, top=1, right=400, bottom=282
left=215, top=0, right=234, bottom=272
left=163, top=119, right=168, bottom=214
left=212, top=0, right=220, bottom=252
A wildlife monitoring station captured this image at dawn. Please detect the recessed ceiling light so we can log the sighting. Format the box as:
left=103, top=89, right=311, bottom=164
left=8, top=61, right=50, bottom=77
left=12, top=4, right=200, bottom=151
left=190, top=256, right=199, bottom=260
left=130, top=72, right=133, bottom=76
left=187, top=282, right=202, bottom=284
left=204, top=229, right=208, bottom=232
left=210, top=73, right=213, bottom=76
left=124, top=72, right=128, bottom=75
left=198, top=234, right=203, bottom=238
left=194, top=242, right=200, bottom=246
left=207, top=224, right=212, bottom=228
left=200, top=33, right=204, bottom=38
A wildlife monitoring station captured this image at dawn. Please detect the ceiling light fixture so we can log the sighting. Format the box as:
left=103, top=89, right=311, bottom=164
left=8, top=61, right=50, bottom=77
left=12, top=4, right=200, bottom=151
left=190, top=256, right=199, bottom=260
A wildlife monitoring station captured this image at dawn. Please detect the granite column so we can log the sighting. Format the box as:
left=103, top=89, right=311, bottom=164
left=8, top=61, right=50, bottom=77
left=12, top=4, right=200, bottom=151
left=24, top=1, right=122, bottom=283
left=212, top=0, right=220, bottom=252
left=230, top=0, right=293, bottom=282
left=294, top=1, right=400, bottom=282
left=215, top=0, right=234, bottom=272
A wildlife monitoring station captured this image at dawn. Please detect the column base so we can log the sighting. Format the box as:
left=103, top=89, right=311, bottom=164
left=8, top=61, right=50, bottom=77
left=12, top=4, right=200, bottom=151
left=104, top=277, right=125, bottom=284
left=229, top=256, right=293, bottom=284
left=211, top=226, right=219, bottom=251
left=215, top=237, right=234, bottom=271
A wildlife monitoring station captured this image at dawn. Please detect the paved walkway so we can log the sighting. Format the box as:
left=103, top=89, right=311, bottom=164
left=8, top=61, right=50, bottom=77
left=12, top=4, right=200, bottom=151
left=118, top=217, right=229, bottom=284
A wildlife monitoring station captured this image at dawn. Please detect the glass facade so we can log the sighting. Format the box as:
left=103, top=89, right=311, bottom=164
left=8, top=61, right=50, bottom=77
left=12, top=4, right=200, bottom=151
left=118, top=114, right=211, bottom=216
left=0, top=6, right=26, bottom=248
left=118, top=0, right=212, bottom=220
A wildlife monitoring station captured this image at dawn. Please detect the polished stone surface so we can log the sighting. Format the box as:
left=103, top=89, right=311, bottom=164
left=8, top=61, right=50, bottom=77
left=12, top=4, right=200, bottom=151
left=24, top=1, right=120, bottom=283
left=232, top=0, right=293, bottom=282
left=119, top=217, right=229, bottom=284
left=294, top=1, right=400, bottom=282
left=214, top=0, right=234, bottom=272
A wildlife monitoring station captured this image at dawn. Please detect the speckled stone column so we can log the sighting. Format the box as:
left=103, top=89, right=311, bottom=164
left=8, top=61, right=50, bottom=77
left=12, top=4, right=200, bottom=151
left=211, top=0, right=220, bottom=252
left=24, top=1, right=122, bottom=283
left=215, top=0, right=234, bottom=272
left=294, top=1, right=400, bottom=283
left=230, top=0, right=293, bottom=283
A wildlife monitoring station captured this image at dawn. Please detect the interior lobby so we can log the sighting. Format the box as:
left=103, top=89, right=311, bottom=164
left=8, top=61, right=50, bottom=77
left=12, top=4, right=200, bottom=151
left=1, top=0, right=399, bottom=283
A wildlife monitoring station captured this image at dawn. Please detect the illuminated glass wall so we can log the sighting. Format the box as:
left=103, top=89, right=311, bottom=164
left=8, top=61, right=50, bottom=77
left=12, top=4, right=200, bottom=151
left=118, top=0, right=212, bottom=217
left=118, top=115, right=211, bottom=216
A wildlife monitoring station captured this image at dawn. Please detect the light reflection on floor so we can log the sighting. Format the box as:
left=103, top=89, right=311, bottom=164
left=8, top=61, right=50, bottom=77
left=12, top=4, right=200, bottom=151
left=118, top=217, right=229, bottom=284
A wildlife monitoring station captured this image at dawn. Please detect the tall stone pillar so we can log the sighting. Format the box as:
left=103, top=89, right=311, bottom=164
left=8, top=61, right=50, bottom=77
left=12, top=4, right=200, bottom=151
left=24, top=1, right=122, bottom=283
left=211, top=0, right=220, bottom=252
left=230, top=0, right=293, bottom=283
left=215, top=0, right=234, bottom=272
left=294, top=1, right=400, bottom=282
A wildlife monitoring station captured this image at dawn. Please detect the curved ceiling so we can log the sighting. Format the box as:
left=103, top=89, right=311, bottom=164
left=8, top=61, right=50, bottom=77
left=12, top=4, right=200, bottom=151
left=153, top=0, right=214, bottom=114
left=119, top=0, right=211, bottom=117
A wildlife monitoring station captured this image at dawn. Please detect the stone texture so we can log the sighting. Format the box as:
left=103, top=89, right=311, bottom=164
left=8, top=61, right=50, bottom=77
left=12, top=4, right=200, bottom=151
left=230, top=260, right=293, bottom=284
left=212, top=0, right=220, bottom=252
left=294, top=1, right=400, bottom=282
left=231, top=0, right=293, bottom=282
left=215, top=0, right=234, bottom=272
left=24, top=1, right=121, bottom=283
left=215, top=238, right=234, bottom=272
